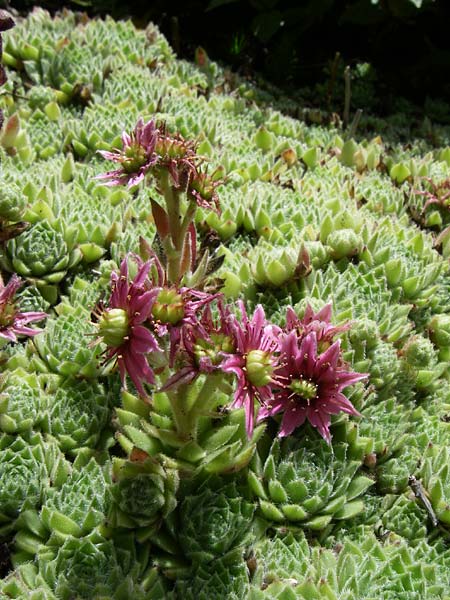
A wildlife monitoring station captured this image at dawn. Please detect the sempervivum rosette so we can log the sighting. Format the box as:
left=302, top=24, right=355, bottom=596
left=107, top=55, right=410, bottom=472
left=31, top=306, right=102, bottom=379
left=37, top=530, right=148, bottom=600
left=0, top=369, right=44, bottom=434
left=248, top=433, right=374, bottom=530
left=0, top=433, right=69, bottom=537
left=0, top=182, right=27, bottom=222
left=41, top=378, right=110, bottom=455
left=172, top=551, right=250, bottom=600
left=177, top=476, right=255, bottom=565
left=0, top=220, right=82, bottom=303
left=40, top=456, right=111, bottom=542
left=0, top=563, right=56, bottom=599
left=108, top=452, right=179, bottom=537
left=247, top=531, right=450, bottom=599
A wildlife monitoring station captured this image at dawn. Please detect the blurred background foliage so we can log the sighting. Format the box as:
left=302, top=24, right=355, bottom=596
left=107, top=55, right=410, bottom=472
left=0, top=0, right=449, bottom=119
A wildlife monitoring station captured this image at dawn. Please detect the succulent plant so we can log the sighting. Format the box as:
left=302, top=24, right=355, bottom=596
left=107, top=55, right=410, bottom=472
left=37, top=530, right=145, bottom=600
left=376, top=442, right=422, bottom=495
left=177, top=476, right=255, bottom=564
left=399, top=334, right=446, bottom=392
left=0, top=181, right=27, bottom=222
left=379, top=493, right=429, bottom=542
left=108, top=453, right=179, bottom=536
left=40, top=456, right=111, bottom=542
left=418, top=444, right=450, bottom=526
left=172, top=552, right=250, bottom=600
left=248, top=432, right=374, bottom=530
left=41, top=379, right=110, bottom=454
left=0, top=433, right=69, bottom=535
left=0, top=369, right=44, bottom=433
left=115, top=383, right=265, bottom=476
left=0, top=220, right=82, bottom=302
left=4, top=7, right=450, bottom=599
left=0, top=563, right=56, bottom=599
left=30, top=307, right=102, bottom=378
left=303, top=262, right=413, bottom=344
left=24, top=109, right=64, bottom=160
left=248, top=531, right=450, bottom=599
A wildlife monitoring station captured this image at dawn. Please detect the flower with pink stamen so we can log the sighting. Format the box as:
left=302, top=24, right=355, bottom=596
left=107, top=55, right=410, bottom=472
left=221, top=301, right=281, bottom=436
left=160, top=299, right=235, bottom=391
left=96, top=118, right=159, bottom=187
left=151, top=286, right=219, bottom=367
left=97, top=256, right=160, bottom=397
left=0, top=274, right=46, bottom=343
left=259, top=330, right=367, bottom=443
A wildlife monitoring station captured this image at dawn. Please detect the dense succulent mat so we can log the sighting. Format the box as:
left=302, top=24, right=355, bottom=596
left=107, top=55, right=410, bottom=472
left=1, top=7, right=450, bottom=599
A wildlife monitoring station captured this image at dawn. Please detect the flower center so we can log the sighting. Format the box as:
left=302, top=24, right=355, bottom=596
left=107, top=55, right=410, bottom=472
left=194, top=333, right=235, bottom=366
left=122, top=144, right=147, bottom=173
left=152, top=288, right=185, bottom=325
left=98, top=308, right=129, bottom=347
left=289, top=378, right=317, bottom=402
left=245, top=349, right=273, bottom=387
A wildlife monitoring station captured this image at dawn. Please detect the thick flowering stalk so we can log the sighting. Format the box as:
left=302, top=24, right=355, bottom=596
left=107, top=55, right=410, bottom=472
left=0, top=274, right=47, bottom=344
left=95, top=118, right=159, bottom=187
left=258, top=331, right=367, bottom=443
left=96, top=256, right=160, bottom=397
left=97, top=119, right=222, bottom=284
left=221, top=301, right=281, bottom=436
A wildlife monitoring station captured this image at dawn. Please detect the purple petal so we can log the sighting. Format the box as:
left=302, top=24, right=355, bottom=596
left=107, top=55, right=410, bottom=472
left=315, top=340, right=341, bottom=374
left=279, top=406, right=307, bottom=437
left=98, top=150, right=121, bottom=161
left=307, top=408, right=332, bottom=444
left=298, top=332, right=317, bottom=373
left=335, top=370, right=368, bottom=389
left=130, top=325, right=160, bottom=353
left=0, top=329, right=17, bottom=342
left=325, top=392, right=361, bottom=416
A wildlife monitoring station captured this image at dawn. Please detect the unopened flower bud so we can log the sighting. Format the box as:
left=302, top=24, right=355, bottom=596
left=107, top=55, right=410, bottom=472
left=98, top=308, right=129, bottom=347
left=152, top=288, right=185, bottom=325
left=245, top=349, right=273, bottom=387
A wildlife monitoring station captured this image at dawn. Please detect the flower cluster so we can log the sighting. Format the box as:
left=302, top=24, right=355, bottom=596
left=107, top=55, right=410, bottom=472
left=96, top=118, right=221, bottom=212
left=96, top=254, right=366, bottom=443
left=94, top=117, right=367, bottom=444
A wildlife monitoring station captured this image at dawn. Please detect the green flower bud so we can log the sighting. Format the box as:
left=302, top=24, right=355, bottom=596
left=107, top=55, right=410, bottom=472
left=99, top=308, right=129, bottom=347
left=246, top=350, right=273, bottom=387
left=194, top=333, right=235, bottom=366
left=152, top=288, right=185, bottom=325
left=123, top=143, right=148, bottom=173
